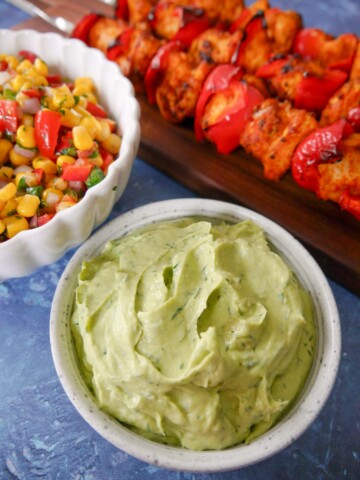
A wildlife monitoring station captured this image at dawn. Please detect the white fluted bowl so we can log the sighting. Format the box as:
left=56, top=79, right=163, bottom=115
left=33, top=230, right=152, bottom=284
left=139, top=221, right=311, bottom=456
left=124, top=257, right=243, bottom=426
left=0, top=29, right=140, bottom=281
left=50, top=198, right=341, bottom=473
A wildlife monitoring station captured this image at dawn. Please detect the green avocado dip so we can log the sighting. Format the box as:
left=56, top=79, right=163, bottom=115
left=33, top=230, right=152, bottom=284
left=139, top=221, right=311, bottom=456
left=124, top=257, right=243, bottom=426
left=71, top=218, right=316, bottom=451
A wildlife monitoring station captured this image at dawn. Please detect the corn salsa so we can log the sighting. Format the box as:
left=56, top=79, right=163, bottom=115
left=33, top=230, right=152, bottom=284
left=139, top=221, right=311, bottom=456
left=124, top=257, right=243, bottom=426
left=0, top=50, right=121, bottom=241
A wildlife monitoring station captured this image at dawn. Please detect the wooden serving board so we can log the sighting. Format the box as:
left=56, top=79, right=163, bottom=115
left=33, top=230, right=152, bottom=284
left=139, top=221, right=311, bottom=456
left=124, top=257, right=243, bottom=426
left=12, top=10, right=360, bottom=296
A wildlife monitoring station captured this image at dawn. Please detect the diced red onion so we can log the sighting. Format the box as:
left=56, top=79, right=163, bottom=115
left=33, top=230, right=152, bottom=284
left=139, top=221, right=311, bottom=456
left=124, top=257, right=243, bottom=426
left=21, top=97, right=40, bottom=115
left=0, top=180, right=8, bottom=188
left=0, top=71, right=11, bottom=86
left=29, top=216, right=38, bottom=228
left=14, top=143, right=36, bottom=160
left=46, top=192, right=61, bottom=207
left=68, top=180, right=85, bottom=191
left=14, top=165, right=33, bottom=174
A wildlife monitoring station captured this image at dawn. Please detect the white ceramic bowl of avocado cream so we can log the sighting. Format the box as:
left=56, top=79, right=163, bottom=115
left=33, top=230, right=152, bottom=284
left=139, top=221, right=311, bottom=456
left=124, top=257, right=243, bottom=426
left=50, top=198, right=341, bottom=472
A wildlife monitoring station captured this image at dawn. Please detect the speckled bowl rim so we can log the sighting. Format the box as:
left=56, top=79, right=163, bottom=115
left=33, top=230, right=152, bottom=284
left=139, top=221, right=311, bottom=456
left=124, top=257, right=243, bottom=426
left=50, top=198, right=341, bottom=472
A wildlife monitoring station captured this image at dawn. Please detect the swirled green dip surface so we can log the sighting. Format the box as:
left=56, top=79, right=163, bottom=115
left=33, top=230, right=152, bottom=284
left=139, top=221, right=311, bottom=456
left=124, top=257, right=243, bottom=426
left=71, top=218, right=316, bottom=450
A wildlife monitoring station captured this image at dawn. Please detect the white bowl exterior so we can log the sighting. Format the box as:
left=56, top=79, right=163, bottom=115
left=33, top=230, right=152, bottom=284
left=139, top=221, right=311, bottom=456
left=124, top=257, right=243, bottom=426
left=0, top=29, right=140, bottom=281
left=50, top=198, right=341, bottom=473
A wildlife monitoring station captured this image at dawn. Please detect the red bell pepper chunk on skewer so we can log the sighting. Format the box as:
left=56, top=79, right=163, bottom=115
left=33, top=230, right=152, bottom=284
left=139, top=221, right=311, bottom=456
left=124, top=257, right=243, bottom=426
left=115, top=0, right=129, bottom=21
left=71, top=13, right=102, bottom=44
left=291, top=118, right=353, bottom=192
left=195, top=65, right=264, bottom=154
left=106, top=28, right=134, bottom=61
left=293, top=28, right=358, bottom=73
left=144, top=40, right=186, bottom=105
left=294, top=69, right=348, bottom=112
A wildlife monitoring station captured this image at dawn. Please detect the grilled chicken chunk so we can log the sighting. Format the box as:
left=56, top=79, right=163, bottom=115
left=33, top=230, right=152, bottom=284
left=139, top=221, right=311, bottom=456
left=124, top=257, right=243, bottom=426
left=240, top=98, right=318, bottom=180
left=321, top=80, right=360, bottom=126
left=155, top=51, right=214, bottom=122
left=318, top=133, right=360, bottom=203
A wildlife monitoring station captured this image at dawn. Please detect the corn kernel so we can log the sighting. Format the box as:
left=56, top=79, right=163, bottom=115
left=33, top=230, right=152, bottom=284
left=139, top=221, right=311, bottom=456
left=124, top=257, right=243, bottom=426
left=72, top=125, right=94, bottom=150
left=73, top=105, right=91, bottom=118
left=32, top=157, right=58, bottom=175
left=89, top=153, right=103, bottom=168
left=101, top=133, right=121, bottom=155
left=31, top=74, right=48, bottom=87
left=80, top=116, right=101, bottom=139
left=42, top=187, right=63, bottom=212
left=56, top=155, right=76, bottom=169
left=56, top=200, right=76, bottom=212
left=0, top=166, right=14, bottom=182
left=21, top=114, right=34, bottom=127
left=72, top=85, right=92, bottom=97
left=12, top=74, right=27, bottom=91
left=3, top=215, right=29, bottom=238
left=52, top=84, right=75, bottom=109
left=0, top=182, right=17, bottom=202
left=34, top=57, right=48, bottom=77
left=16, top=59, right=34, bottom=74
left=60, top=108, right=82, bottom=128
left=0, top=139, right=13, bottom=165
left=0, top=198, right=18, bottom=218
left=9, top=148, right=31, bottom=166
left=5, top=55, right=19, bottom=69
left=15, top=171, right=38, bottom=189
left=95, top=119, right=111, bottom=142
left=16, top=194, right=40, bottom=217
left=83, top=92, right=98, bottom=104
left=16, top=125, right=37, bottom=149
left=74, top=77, right=94, bottom=91
left=0, top=219, right=5, bottom=235
left=47, top=176, right=68, bottom=191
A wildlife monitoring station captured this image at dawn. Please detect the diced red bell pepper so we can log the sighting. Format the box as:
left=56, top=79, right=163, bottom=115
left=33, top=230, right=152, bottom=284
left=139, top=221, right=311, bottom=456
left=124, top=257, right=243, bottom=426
left=294, top=69, right=348, bottom=112
left=0, top=60, right=8, bottom=71
left=172, top=8, right=211, bottom=48
left=339, top=190, right=360, bottom=221
left=0, top=100, right=20, bottom=133
left=35, top=110, right=62, bottom=159
left=291, top=118, right=353, bottom=192
left=229, top=7, right=254, bottom=33
left=115, top=0, right=129, bottom=21
left=99, top=147, right=114, bottom=173
left=46, top=74, right=63, bottom=87
left=195, top=65, right=264, bottom=154
left=232, top=12, right=266, bottom=66
left=33, top=168, right=45, bottom=185
left=293, top=28, right=358, bottom=73
left=71, top=13, right=102, bottom=44
left=22, top=88, right=43, bottom=99
left=18, top=50, right=37, bottom=63
left=37, top=213, right=55, bottom=227
left=86, top=101, right=108, bottom=119
left=144, top=40, right=185, bottom=104
left=56, top=130, right=74, bottom=154
left=61, top=163, right=93, bottom=182
left=106, top=28, right=134, bottom=61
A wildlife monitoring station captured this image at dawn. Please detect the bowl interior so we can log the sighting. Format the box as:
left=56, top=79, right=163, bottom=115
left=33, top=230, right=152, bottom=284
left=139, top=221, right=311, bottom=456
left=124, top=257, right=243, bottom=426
left=50, top=198, right=341, bottom=472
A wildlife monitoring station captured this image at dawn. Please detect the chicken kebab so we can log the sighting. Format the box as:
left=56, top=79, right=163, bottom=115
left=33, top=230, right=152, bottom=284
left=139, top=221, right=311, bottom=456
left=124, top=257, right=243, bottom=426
left=72, top=0, right=360, bottom=220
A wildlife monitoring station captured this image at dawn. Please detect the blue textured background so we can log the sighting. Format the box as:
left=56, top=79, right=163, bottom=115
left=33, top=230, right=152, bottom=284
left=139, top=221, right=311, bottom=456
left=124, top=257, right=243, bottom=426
left=0, top=1, right=359, bottom=479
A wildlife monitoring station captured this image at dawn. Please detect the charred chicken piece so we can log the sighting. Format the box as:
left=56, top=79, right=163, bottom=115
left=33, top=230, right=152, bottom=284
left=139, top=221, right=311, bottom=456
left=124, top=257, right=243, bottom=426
left=116, top=0, right=158, bottom=25
left=321, top=80, right=360, bottom=128
left=88, top=17, right=163, bottom=91
left=240, top=98, right=318, bottom=180
left=188, top=28, right=243, bottom=65
left=318, top=133, right=360, bottom=204
left=256, top=54, right=348, bottom=113
left=155, top=50, right=214, bottom=123
left=231, top=7, right=302, bottom=74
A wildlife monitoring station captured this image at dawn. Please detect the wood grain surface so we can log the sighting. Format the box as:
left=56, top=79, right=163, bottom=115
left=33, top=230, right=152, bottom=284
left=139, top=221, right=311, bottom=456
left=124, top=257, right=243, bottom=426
left=10, top=4, right=360, bottom=295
